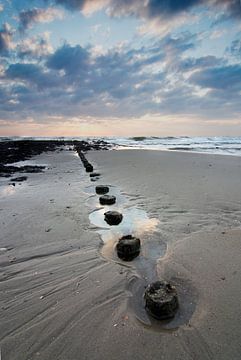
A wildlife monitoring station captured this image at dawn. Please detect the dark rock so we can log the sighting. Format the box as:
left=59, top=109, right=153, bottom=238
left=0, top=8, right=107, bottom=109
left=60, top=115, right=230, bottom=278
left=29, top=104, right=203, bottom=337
left=116, top=235, right=140, bottom=261
left=11, top=176, right=27, bottom=182
left=0, top=139, right=112, bottom=178
left=74, top=139, right=112, bottom=153
left=0, top=140, right=62, bottom=168
left=20, top=165, right=45, bottom=173
left=96, top=185, right=109, bottom=194
left=90, top=173, right=100, bottom=177
left=104, top=211, right=123, bottom=225
left=100, top=195, right=116, bottom=205
left=144, top=280, right=178, bottom=320
left=0, top=164, right=45, bottom=176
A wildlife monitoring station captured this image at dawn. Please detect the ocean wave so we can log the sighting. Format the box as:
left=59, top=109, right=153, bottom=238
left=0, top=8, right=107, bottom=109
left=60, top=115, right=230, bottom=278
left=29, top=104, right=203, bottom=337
left=129, top=136, right=148, bottom=141
left=1, top=136, right=241, bottom=156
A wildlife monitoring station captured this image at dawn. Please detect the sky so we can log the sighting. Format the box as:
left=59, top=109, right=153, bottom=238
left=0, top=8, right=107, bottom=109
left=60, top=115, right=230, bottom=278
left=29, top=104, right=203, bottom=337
left=0, top=0, right=241, bottom=137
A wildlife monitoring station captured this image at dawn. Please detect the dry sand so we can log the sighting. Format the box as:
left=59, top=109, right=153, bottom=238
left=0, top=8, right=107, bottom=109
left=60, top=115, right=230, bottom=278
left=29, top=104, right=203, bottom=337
left=1, top=149, right=241, bottom=359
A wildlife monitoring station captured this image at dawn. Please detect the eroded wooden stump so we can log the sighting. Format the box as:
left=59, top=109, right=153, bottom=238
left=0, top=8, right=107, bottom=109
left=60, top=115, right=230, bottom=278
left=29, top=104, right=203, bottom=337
left=85, top=163, right=93, bottom=172
left=96, top=185, right=109, bottom=194
left=116, top=235, right=140, bottom=261
left=145, top=280, right=178, bottom=320
left=104, top=211, right=123, bottom=225
left=99, top=195, right=116, bottom=205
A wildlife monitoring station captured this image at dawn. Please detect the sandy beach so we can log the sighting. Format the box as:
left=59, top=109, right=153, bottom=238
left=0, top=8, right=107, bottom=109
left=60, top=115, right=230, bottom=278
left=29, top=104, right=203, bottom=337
left=1, top=148, right=241, bottom=359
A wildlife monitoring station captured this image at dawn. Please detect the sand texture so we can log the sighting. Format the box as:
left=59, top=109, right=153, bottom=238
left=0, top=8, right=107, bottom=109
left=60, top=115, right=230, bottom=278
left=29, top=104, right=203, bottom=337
left=1, top=149, right=241, bottom=359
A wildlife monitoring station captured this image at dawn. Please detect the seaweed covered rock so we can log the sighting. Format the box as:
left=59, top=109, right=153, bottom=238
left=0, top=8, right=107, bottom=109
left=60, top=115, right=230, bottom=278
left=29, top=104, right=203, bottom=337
left=99, top=195, right=116, bottom=205
left=104, top=211, right=123, bottom=225
left=144, top=280, right=178, bottom=320
left=116, top=235, right=140, bottom=261
left=96, top=185, right=109, bottom=194
left=11, top=176, right=27, bottom=182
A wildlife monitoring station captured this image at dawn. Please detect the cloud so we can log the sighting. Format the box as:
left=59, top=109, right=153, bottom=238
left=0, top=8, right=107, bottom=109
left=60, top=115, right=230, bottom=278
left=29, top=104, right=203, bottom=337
left=214, top=0, right=241, bottom=19
left=106, top=0, right=203, bottom=19
left=53, top=0, right=110, bottom=14
left=178, top=55, right=224, bottom=72
left=47, top=0, right=241, bottom=21
left=18, top=33, right=53, bottom=59
left=0, top=23, right=14, bottom=53
left=5, top=63, right=61, bottom=90
left=46, top=43, right=89, bottom=74
left=19, top=7, right=63, bottom=31
left=229, top=39, right=241, bottom=58
left=189, top=64, right=241, bottom=90
left=142, top=0, right=240, bottom=20
left=1, top=29, right=241, bottom=124
left=1, top=34, right=193, bottom=117
left=53, top=0, right=202, bottom=19
left=53, top=0, right=86, bottom=10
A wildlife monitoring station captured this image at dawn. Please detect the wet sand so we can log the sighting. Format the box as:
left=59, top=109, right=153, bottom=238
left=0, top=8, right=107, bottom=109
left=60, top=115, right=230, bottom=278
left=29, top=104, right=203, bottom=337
left=1, top=149, right=241, bottom=359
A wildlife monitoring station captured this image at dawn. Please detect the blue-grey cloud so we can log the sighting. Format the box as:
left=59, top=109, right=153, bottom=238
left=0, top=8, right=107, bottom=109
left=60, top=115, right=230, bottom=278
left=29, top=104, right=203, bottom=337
left=46, top=0, right=241, bottom=19
left=178, top=55, right=224, bottom=72
left=145, top=0, right=202, bottom=17
left=54, top=0, right=85, bottom=10
left=1, top=30, right=241, bottom=122
left=46, top=43, right=89, bottom=74
left=19, top=7, right=63, bottom=31
left=6, top=63, right=61, bottom=89
left=190, top=64, right=241, bottom=90
left=229, top=39, right=241, bottom=57
left=18, top=34, right=53, bottom=59
left=0, top=34, right=193, bottom=117
left=217, top=0, right=241, bottom=19
left=0, top=23, right=13, bottom=53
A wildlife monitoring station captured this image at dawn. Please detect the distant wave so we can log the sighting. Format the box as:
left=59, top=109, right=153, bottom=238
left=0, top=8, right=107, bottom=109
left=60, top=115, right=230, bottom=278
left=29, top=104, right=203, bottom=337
left=129, top=136, right=180, bottom=141
left=154, top=136, right=179, bottom=140
left=129, top=136, right=148, bottom=141
left=169, top=147, right=194, bottom=151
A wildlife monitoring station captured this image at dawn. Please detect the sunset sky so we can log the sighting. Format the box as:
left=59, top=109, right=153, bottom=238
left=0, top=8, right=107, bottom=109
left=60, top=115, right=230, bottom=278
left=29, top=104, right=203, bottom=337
left=0, top=0, right=241, bottom=136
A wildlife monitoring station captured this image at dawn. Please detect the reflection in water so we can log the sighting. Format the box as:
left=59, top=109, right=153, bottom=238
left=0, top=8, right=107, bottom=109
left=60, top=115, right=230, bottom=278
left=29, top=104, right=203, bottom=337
left=5, top=160, right=47, bottom=167
left=90, top=207, right=160, bottom=263
left=90, top=207, right=159, bottom=242
left=88, top=184, right=162, bottom=268
left=1, top=185, right=16, bottom=197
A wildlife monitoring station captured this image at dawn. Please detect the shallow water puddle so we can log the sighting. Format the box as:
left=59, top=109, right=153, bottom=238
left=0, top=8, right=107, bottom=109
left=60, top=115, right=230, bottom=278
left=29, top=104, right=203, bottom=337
left=85, top=186, right=127, bottom=209
left=86, top=184, right=196, bottom=331
left=86, top=185, right=160, bottom=259
left=0, top=184, right=17, bottom=197
left=89, top=206, right=159, bottom=234
left=90, top=207, right=160, bottom=264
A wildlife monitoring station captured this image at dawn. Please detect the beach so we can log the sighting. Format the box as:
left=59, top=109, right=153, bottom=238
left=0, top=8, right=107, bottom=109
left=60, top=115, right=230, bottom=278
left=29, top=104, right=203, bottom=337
left=1, top=147, right=241, bottom=359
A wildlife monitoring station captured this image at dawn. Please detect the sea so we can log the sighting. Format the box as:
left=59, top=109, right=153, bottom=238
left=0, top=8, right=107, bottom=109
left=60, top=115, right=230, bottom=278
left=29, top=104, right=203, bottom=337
left=1, top=136, right=241, bottom=156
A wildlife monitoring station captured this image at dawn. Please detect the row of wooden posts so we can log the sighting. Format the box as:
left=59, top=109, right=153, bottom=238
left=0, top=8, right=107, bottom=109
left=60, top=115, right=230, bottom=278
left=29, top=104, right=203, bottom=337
left=77, top=150, right=179, bottom=321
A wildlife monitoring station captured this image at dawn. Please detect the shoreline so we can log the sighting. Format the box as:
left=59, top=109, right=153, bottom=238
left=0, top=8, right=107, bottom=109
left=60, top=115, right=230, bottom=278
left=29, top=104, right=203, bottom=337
left=1, top=148, right=241, bottom=359
left=115, top=146, right=241, bottom=158
left=1, top=136, right=241, bottom=158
